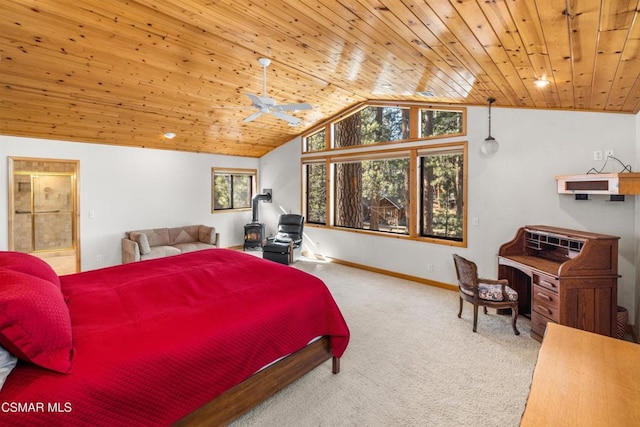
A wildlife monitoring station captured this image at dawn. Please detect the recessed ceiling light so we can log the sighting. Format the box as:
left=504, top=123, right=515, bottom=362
left=164, top=132, right=176, bottom=139
left=534, top=79, right=550, bottom=88
left=417, top=90, right=436, bottom=97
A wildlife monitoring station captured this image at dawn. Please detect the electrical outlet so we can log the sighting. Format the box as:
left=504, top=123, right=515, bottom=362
left=96, top=254, right=108, bottom=261
left=593, top=151, right=603, bottom=161
left=427, top=264, right=434, bottom=272
left=605, top=150, right=614, bottom=158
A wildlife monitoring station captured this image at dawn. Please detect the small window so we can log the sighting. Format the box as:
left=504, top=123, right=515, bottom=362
left=335, top=106, right=411, bottom=148
left=211, top=168, right=256, bottom=212
left=420, top=109, right=464, bottom=138
left=305, top=129, right=326, bottom=152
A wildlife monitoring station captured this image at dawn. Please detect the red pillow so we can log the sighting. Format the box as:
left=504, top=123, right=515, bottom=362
left=0, top=251, right=61, bottom=289
left=0, top=269, right=74, bottom=373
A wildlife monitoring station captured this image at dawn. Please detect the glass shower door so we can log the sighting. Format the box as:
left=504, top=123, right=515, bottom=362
left=10, top=157, right=79, bottom=275
left=32, top=174, right=74, bottom=251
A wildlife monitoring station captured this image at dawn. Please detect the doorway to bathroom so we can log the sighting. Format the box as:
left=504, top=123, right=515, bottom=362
left=8, top=157, right=80, bottom=274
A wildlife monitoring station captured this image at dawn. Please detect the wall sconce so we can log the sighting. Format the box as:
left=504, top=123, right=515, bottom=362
left=481, top=97, right=499, bottom=155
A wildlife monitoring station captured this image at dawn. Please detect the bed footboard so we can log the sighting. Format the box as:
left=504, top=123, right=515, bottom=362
left=174, top=336, right=337, bottom=426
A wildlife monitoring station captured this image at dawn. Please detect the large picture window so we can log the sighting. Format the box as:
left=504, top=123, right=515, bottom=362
left=305, top=162, right=326, bottom=224
left=334, top=157, right=410, bottom=235
left=211, top=168, right=256, bottom=212
left=419, top=147, right=464, bottom=241
left=302, top=101, right=467, bottom=246
left=302, top=143, right=466, bottom=245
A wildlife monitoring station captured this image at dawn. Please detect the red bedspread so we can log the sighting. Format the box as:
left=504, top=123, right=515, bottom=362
left=0, top=249, right=349, bottom=426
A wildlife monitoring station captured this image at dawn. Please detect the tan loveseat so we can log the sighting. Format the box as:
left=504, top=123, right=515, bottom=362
left=122, top=225, right=220, bottom=263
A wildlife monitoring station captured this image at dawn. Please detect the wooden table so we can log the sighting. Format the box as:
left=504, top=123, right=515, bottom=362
left=521, top=323, right=640, bottom=426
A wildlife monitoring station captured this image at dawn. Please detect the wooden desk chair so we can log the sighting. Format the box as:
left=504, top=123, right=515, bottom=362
left=452, top=254, right=520, bottom=335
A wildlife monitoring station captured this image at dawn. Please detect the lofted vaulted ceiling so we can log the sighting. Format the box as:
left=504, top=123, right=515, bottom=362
left=1, top=0, right=639, bottom=157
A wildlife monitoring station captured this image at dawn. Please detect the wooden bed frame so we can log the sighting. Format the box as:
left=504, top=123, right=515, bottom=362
left=174, top=336, right=339, bottom=426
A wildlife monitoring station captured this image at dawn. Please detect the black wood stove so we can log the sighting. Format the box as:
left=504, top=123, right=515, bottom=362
left=243, top=192, right=271, bottom=250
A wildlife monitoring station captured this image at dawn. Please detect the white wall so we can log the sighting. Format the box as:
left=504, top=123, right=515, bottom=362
left=0, top=136, right=258, bottom=270
left=259, top=107, right=639, bottom=320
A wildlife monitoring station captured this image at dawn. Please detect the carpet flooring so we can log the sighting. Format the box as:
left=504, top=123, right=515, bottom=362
left=231, top=258, right=541, bottom=426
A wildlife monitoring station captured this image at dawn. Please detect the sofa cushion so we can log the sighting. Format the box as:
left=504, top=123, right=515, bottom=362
left=198, top=225, right=217, bottom=245
left=173, top=242, right=215, bottom=254
left=169, top=226, right=200, bottom=245
left=130, top=232, right=151, bottom=255
left=141, top=245, right=181, bottom=260
left=131, top=228, right=170, bottom=249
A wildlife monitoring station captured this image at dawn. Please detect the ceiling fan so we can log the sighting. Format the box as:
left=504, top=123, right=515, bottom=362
left=242, top=58, right=312, bottom=126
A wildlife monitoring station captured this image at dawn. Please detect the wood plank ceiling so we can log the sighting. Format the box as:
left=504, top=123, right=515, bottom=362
left=1, top=0, right=639, bottom=157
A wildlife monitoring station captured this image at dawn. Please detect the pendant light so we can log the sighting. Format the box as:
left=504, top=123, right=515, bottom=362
left=481, top=97, right=499, bottom=155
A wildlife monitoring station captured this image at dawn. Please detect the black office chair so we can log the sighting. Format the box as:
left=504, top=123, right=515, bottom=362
left=262, top=214, right=304, bottom=265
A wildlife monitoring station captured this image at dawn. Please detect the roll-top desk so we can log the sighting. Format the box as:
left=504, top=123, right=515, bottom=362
left=498, top=225, right=619, bottom=341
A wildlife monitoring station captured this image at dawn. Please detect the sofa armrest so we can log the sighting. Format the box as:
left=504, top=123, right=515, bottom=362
left=122, top=238, right=141, bottom=263
left=198, top=225, right=220, bottom=247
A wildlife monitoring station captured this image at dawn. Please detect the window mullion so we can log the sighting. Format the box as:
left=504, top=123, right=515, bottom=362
left=409, top=149, right=418, bottom=238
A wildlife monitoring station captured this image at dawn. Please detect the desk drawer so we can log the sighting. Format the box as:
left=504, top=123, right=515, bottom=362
left=533, top=273, right=559, bottom=292
left=533, top=285, right=559, bottom=322
left=531, top=312, right=556, bottom=338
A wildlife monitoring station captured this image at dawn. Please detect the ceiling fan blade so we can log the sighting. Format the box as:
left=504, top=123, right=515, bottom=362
left=243, top=111, right=263, bottom=123
left=246, top=93, right=264, bottom=107
left=274, top=102, right=312, bottom=111
left=271, top=111, right=302, bottom=126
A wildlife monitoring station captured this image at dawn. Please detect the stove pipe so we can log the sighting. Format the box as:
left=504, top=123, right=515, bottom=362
left=251, top=193, right=272, bottom=223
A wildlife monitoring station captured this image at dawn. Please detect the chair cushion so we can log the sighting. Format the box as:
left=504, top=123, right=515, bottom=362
left=274, top=233, right=295, bottom=243
left=263, top=240, right=292, bottom=254
left=460, top=283, right=518, bottom=302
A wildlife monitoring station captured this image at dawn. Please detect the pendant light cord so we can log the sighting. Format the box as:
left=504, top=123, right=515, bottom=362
left=487, top=97, right=495, bottom=139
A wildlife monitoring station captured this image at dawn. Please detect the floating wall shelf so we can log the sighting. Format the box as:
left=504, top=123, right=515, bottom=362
left=556, top=173, right=640, bottom=195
